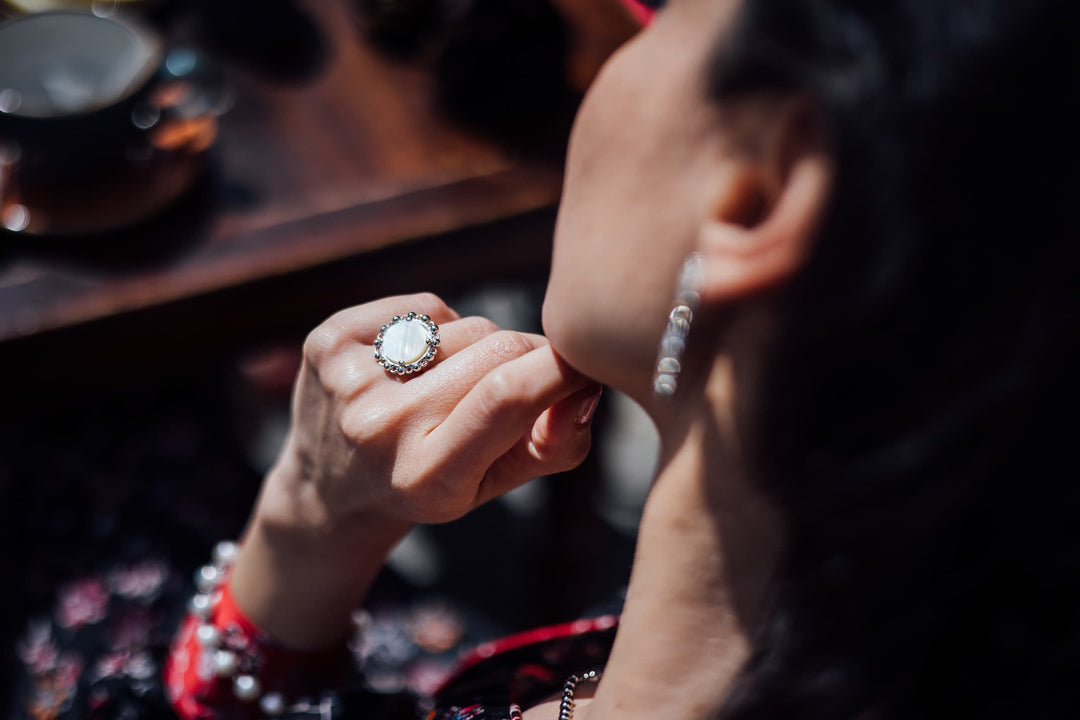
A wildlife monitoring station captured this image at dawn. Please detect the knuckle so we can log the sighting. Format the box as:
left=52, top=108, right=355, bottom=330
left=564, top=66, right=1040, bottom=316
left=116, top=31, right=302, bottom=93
left=484, top=331, right=534, bottom=363
left=409, top=292, right=447, bottom=317
left=482, top=367, right=531, bottom=406
left=393, top=476, right=463, bottom=524
left=339, top=402, right=392, bottom=445
left=462, top=316, right=499, bottom=337
left=303, top=324, right=341, bottom=365
left=337, top=408, right=367, bottom=445
left=339, top=352, right=382, bottom=391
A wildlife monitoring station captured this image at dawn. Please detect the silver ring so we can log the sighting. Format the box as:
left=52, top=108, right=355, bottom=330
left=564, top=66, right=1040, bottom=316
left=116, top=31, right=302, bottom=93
left=374, top=312, right=440, bottom=375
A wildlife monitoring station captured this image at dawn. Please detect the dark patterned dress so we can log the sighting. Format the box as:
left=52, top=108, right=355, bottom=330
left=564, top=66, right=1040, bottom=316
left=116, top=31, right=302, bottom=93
left=3, top=378, right=620, bottom=720
left=9, top=565, right=616, bottom=720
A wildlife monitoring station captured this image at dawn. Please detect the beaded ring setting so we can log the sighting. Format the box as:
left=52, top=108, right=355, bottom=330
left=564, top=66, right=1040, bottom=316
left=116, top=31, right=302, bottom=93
left=373, top=312, right=440, bottom=375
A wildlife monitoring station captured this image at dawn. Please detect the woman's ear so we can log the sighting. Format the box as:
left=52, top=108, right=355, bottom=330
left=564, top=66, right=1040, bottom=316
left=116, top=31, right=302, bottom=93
left=695, top=98, right=831, bottom=306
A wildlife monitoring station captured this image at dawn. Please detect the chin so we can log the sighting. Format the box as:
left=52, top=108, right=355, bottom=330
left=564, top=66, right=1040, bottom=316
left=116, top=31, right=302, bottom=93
left=541, top=294, right=580, bottom=364
left=542, top=290, right=596, bottom=375
left=542, top=292, right=650, bottom=402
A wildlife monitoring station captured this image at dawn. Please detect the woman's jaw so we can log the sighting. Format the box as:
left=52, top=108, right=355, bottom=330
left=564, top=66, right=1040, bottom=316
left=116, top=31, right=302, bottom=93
left=539, top=0, right=752, bottom=416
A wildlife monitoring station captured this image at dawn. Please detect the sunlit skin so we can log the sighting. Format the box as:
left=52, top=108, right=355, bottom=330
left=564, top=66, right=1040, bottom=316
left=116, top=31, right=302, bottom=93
left=230, top=0, right=833, bottom=717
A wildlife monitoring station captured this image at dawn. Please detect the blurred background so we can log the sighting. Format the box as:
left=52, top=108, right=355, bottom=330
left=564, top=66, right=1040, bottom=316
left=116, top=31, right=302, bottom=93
left=0, top=0, right=658, bottom=709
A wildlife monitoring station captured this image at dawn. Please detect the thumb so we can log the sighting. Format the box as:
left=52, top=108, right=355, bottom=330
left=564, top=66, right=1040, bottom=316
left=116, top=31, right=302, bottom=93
left=475, top=384, right=602, bottom=505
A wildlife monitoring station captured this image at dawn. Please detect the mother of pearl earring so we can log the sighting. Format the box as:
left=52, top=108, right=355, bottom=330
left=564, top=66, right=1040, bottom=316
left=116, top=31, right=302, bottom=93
left=653, top=252, right=704, bottom=398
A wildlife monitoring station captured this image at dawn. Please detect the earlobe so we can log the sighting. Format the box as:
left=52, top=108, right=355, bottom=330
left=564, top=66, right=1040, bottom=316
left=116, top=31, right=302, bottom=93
left=694, top=105, right=831, bottom=306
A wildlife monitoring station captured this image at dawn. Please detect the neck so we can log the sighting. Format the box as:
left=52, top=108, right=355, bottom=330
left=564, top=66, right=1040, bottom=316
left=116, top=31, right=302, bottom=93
left=586, top=362, right=781, bottom=720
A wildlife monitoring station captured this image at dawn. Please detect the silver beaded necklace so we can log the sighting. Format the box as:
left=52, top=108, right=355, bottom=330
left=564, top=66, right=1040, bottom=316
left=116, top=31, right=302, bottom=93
left=507, top=670, right=601, bottom=720
left=558, top=670, right=601, bottom=720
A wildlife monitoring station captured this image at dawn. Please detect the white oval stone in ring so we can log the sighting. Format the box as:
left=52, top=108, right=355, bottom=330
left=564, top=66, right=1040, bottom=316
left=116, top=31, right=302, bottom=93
left=381, top=319, right=433, bottom=365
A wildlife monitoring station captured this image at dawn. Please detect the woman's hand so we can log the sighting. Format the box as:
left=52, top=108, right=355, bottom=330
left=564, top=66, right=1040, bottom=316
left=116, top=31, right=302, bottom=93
left=266, top=292, right=600, bottom=531
left=231, top=293, right=600, bottom=648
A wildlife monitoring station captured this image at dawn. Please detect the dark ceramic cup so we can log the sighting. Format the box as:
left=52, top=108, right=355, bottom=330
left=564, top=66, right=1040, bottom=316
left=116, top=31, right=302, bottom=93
left=0, top=11, right=225, bottom=235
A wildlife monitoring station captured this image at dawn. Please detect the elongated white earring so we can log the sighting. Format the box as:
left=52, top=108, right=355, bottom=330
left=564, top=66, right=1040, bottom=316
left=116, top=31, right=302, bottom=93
left=653, top=252, right=704, bottom=398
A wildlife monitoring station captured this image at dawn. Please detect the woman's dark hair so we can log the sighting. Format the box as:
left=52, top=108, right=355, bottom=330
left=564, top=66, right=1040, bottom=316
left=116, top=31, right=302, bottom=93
left=710, top=1, right=1080, bottom=718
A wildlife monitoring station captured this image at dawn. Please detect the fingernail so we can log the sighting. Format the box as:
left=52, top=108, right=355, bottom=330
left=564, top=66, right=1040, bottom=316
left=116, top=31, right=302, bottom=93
left=575, top=385, right=603, bottom=426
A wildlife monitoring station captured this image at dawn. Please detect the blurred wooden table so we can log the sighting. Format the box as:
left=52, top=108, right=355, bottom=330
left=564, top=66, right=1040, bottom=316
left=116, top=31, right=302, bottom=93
left=0, top=0, right=564, bottom=396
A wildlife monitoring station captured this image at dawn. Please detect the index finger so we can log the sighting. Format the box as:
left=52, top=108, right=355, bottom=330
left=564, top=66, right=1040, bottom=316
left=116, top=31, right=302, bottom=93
left=421, top=344, right=591, bottom=494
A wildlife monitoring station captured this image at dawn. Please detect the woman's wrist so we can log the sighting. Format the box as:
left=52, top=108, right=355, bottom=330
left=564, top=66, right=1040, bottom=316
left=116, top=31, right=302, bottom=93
left=228, top=460, right=413, bottom=650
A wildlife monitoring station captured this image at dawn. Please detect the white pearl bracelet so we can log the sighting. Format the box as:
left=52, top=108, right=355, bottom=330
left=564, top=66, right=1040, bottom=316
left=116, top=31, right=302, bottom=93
left=185, top=540, right=350, bottom=717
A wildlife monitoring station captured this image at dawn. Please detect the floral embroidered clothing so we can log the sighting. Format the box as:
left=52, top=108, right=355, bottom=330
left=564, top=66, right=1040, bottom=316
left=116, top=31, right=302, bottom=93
left=11, top=554, right=618, bottom=720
